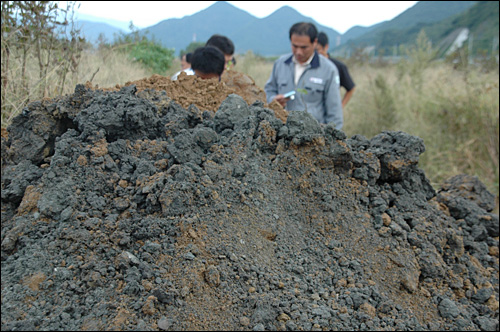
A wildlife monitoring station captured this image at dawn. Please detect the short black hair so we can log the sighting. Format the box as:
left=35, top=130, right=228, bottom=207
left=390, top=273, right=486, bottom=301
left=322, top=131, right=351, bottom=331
left=206, top=34, right=234, bottom=56
left=317, top=32, right=328, bottom=47
left=289, top=22, right=318, bottom=43
left=190, top=46, right=225, bottom=77
left=181, top=52, right=193, bottom=63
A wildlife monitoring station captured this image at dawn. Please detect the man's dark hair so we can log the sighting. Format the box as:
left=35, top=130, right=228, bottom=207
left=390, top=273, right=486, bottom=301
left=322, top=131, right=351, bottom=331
left=191, top=46, right=225, bottom=76
left=206, top=34, right=234, bottom=55
left=180, top=52, right=193, bottom=63
left=317, top=32, right=328, bottom=47
left=289, top=22, right=318, bottom=43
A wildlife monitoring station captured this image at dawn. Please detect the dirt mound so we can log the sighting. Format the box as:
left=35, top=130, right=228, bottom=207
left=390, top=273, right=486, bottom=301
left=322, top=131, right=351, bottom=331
left=1, top=79, right=498, bottom=331
left=90, top=71, right=288, bottom=124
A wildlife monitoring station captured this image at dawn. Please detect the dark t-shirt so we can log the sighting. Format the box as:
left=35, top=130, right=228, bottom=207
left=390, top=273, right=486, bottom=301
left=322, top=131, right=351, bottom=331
left=329, top=57, right=355, bottom=92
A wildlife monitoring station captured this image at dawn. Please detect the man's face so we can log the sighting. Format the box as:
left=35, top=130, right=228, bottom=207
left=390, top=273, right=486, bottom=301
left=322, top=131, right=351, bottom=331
left=316, top=44, right=328, bottom=58
left=180, top=55, right=190, bottom=70
left=223, top=54, right=235, bottom=71
left=291, top=34, right=317, bottom=64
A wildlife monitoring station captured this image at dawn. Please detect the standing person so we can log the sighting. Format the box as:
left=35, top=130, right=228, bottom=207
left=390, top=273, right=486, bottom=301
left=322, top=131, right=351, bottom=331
left=190, top=46, right=225, bottom=80
left=180, top=52, right=192, bottom=70
left=316, top=32, right=356, bottom=109
left=171, top=52, right=194, bottom=80
left=264, top=22, right=343, bottom=130
left=206, top=34, right=236, bottom=71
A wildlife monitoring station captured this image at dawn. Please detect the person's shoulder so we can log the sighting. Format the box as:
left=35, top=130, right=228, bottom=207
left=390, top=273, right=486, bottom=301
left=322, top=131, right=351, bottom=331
left=330, top=57, right=347, bottom=70
left=276, top=53, right=293, bottom=63
left=318, top=54, right=336, bottom=71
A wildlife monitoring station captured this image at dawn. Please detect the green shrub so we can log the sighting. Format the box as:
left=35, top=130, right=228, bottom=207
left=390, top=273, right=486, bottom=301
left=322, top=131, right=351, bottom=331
left=127, top=39, right=174, bottom=74
left=112, top=25, right=174, bottom=75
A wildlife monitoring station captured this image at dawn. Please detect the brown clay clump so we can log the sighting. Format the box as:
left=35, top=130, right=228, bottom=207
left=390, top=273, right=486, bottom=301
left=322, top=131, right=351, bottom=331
left=87, top=70, right=288, bottom=123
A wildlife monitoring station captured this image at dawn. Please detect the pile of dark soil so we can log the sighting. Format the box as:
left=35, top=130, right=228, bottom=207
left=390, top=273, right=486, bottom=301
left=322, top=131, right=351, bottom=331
left=1, top=77, right=498, bottom=331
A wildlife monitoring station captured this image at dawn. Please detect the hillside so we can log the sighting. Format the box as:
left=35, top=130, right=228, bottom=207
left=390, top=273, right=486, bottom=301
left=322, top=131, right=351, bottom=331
left=76, top=20, right=125, bottom=44
left=340, top=23, right=383, bottom=45
left=432, top=0, right=500, bottom=55
left=334, top=1, right=484, bottom=55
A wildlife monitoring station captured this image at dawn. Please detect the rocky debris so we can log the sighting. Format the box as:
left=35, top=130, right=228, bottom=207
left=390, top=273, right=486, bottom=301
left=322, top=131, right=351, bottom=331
left=1, top=81, right=498, bottom=331
left=92, top=70, right=288, bottom=124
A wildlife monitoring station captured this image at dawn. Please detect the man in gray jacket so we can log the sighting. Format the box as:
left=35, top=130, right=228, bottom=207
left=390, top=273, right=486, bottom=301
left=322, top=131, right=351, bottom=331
left=265, top=22, right=343, bottom=130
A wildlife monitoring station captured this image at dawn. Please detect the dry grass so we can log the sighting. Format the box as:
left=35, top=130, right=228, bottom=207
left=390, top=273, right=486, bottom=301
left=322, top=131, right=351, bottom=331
left=340, top=62, right=499, bottom=196
left=1, top=49, right=152, bottom=125
left=77, top=49, right=152, bottom=89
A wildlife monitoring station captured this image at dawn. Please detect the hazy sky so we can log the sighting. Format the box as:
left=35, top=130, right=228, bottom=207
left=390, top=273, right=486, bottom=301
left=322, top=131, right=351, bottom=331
left=67, top=1, right=419, bottom=34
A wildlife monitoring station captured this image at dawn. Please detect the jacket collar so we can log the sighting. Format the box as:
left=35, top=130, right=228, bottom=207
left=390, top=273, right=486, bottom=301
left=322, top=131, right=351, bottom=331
left=285, top=51, right=320, bottom=68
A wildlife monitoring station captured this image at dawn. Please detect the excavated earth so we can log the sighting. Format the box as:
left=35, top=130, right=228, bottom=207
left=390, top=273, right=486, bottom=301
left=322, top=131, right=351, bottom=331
left=1, top=71, right=498, bottom=331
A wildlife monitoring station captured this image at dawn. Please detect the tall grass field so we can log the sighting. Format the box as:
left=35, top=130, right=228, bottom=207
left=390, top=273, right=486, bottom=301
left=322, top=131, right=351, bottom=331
left=2, top=48, right=499, bottom=205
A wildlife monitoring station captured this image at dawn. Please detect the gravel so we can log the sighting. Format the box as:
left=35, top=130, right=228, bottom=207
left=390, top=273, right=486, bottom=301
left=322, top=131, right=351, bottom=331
left=1, top=84, right=498, bottom=331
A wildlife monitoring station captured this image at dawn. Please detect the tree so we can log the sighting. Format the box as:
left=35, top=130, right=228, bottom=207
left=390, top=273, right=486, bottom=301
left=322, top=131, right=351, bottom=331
left=1, top=1, right=85, bottom=124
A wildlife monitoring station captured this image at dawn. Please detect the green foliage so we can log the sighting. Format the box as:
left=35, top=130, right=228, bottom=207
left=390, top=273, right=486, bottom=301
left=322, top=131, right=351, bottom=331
left=127, top=39, right=174, bottom=74
left=112, top=25, right=174, bottom=74
left=181, top=42, right=205, bottom=55
left=371, top=75, right=396, bottom=132
left=397, top=30, right=436, bottom=90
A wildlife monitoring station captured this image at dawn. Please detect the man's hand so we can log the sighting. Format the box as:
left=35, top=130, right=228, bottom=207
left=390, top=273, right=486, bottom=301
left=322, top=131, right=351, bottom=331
left=274, top=94, right=288, bottom=107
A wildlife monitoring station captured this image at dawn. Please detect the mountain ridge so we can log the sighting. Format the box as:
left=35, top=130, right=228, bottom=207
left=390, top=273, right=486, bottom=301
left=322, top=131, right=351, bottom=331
left=75, top=1, right=486, bottom=57
left=333, top=1, right=497, bottom=57
left=335, top=1, right=477, bottom=51
left=141, top=2, right=341, bottom=56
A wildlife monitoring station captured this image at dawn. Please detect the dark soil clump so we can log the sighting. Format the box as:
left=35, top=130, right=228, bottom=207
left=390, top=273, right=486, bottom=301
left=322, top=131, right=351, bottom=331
left=1, top=80, right=498, bottom=331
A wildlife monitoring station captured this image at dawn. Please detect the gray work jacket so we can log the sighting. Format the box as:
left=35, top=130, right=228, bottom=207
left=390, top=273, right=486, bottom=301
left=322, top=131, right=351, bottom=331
left=264, top=51, right=343, bottom=129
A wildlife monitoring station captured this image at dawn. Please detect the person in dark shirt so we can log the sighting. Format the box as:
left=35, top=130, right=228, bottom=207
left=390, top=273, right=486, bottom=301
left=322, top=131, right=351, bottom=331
left=317, top=32, right=356, bottom=109
left=206, top=34, right=237, bottom=71
left=190, top=46, right=225, bottom=80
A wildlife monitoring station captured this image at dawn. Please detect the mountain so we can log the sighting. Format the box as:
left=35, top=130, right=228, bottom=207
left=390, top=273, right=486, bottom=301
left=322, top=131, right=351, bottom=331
left=341, top=23, right=384, bottom=45
left=230, top=6, right=340, bottom=56
left=76, top=20, right=125, bottom=44
left=142, top=1, right=257, bottom=55
left=433, top=0, right=499, bottom=55
left=74, top=1, right=489, bottom=58
left=370, top=1, right=477, bottom=33
left=141, top=2, right=340, bottom=56
left=334, top=1, right=478, bottom=54
left=75, top=12, right=133, bottom=31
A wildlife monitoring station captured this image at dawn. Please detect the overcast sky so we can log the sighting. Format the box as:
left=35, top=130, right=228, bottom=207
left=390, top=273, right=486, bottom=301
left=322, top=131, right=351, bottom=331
left=67, top=1, right=419, bottom=34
